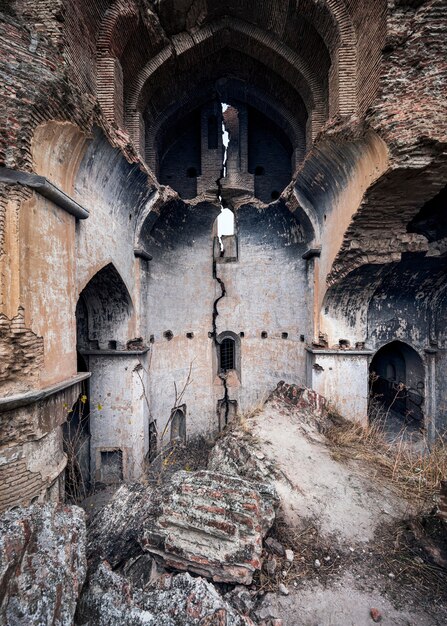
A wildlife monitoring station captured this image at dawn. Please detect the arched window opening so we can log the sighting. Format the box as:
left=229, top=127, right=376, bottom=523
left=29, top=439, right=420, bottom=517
left=220, top=338, right=235, bottom=372
left=186, top=167, right=197, bottom=178
left=255, top=166, right=265, bottom=176
left=208, top=115, right=219, bottom=149
left=148, top=420, right=157, bottom=463
left=216, top=331, right=241, bottom=377
left=170, top=407, right=186, bottom=442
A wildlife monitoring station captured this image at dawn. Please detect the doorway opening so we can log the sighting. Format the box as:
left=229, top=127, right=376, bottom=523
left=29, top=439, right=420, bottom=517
left=369, top=341, right=425, bottom=436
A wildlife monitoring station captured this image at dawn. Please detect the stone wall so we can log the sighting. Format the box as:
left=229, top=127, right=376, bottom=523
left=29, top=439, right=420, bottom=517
left=1, top=0, right=446, bottom=509
left=142, top=197, right=310, bottom=438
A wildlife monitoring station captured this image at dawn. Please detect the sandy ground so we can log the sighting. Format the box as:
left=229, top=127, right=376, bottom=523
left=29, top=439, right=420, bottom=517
left=250, top=400, right=411, bottom=542
left=256, top=574, right=433, bottom=626
left=81, top=397, right=446, bottom=625
left=248, top=398, right=446, bottom=625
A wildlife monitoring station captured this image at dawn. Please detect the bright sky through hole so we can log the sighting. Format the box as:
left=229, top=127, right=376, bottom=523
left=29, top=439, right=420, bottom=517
left=217, top=103, right=234, bottom=238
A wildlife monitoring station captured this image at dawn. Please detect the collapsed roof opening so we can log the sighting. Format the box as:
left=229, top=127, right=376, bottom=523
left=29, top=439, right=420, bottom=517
left=158, top=99, right=295, bottom=203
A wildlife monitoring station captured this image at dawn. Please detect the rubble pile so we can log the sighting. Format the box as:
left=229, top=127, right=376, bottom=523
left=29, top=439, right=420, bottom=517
left=87, top=482, right=155, bottom=568
left=0, top=395, right=292, bottom=625
left=77, top=561, right=256, bottom=626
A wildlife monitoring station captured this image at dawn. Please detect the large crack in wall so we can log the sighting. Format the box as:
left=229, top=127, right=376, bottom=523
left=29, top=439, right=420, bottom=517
left=213, top=106, right=231, bottom=427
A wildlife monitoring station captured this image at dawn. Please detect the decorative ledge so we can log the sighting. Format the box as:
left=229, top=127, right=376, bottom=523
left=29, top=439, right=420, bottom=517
left=302, top=247, right=321, bottom=260
left=306, top=348, right=374, bottom=356
left=134, top=247, right=153, bottom=261
left=0, top=167, right=89, bottom=219
left=0, top=373, right=91, bottom=412
left=81, top=348, right=149, bottom=356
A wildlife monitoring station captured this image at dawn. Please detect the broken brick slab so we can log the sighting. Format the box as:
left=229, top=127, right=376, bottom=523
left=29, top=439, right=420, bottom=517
left=140, top=470, right=278, bottom=585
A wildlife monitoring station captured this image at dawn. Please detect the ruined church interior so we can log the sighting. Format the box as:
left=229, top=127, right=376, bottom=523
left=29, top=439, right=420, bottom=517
left=1, top=1, right=447, bottom=624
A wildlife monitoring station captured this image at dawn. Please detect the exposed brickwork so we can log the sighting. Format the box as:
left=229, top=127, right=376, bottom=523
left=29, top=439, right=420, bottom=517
left=0, top=11, right=91, bottom=171
left=141, top=470, right=278, bottom=585
left=0, top=461, right=43, bottom=513
left=0, top=307, right=43, bottom=395
left=271, top=380, right=328, bottom=417
left=96, top=0, right=139, bottom=126
left=327, top=0, right=447, bottom=285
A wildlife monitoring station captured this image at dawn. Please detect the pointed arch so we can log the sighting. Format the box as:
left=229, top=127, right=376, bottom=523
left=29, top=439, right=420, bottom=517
left=76, top=262, right=134, bottom=351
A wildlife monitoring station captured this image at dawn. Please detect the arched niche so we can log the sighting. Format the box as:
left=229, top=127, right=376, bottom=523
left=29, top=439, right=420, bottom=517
left=369, top=341, right=425, bottom=426
left=76, top=262, right=134, bottom=351
left=126, top=18, right=324, bottom=153
left=31, top=121, right=88, bottom=194
left=147, top=72, right=307, bottom=174
left=170, top=405, right=186, bottom=443
left=96, top=0, right=140, bottom=127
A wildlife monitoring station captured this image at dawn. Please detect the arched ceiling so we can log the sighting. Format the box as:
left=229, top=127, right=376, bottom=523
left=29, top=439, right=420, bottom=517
left=142, top=49, right=309, bottom=169
left=88, top=0, right=383, bottom=167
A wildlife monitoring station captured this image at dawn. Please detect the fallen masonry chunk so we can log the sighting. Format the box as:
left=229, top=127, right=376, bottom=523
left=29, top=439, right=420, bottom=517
left=265, top=537, right=285, bottom=557
left=140, top=470, right=278, bottom=585
left=278, top=583, right=289, bottom=596
left=265, top=555, right=278, bottom=576
left=0, top=503, right=86, bottom=626
left=370, top=607, right=382, bottom=622
left=208, top=430, right=278, bottom=483
left=87, top=482, right=154, bottom=567
left=225, top=586, right=255, bottom=616
left=77, top=561, right=256, bottom=626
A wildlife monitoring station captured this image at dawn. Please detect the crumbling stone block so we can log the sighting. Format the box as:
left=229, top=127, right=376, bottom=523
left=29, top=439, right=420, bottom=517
left=77, top=561, right=255, bottom=626
left=141, top=470, right=278, bottom=585
left=87, top=482, right=154, bottom=568
left=208, top=430, right=278, bottom=483
left=272, top=381, right=328, bottom=417
left=0, top=503, right=86, bottom=626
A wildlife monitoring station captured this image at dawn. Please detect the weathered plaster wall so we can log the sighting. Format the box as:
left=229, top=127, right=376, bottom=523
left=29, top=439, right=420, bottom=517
left=20, top=193, right=77, bottom=387
left=144, top=200, right=219, bottom=437
left=215, top=202, right=310, bottom=412
left=143, top=198, right=311, bottom=438
left=307, top=350, right=371, bottom=423
left=88, top=353, right=150, bottom=482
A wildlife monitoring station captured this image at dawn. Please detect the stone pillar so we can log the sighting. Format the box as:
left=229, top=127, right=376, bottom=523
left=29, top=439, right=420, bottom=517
left=424, top=348, right=437, bottom=444
left=302, top=248, right=321, bottom=344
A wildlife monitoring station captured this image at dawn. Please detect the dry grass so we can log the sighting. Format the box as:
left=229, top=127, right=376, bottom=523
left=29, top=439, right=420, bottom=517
left=325, top=406, right=447, bottom=507
left=256, top=510, right=447, bottom=608
left=377, top=515, right=447, bottom=604
left=236, top=394, right=269, bottom=428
